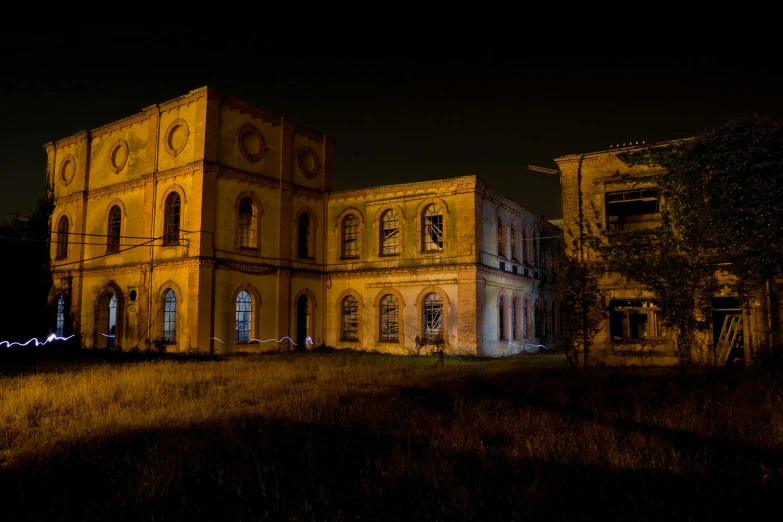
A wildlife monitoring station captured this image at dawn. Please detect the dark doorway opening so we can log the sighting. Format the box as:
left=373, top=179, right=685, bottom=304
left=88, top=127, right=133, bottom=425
left=96, top=292, right=118, bottom=350
left=296, top=294, right=309, bottom=350
left=712, top=296, right=743, bottom=364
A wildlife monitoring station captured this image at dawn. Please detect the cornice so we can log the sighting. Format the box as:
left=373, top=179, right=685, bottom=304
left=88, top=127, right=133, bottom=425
left=292, top=184, right=325, bottom=200
left=54, top=191, right=85, bottom=206
left=90, top=110, right=153, bottom=140
left=327, top=263, right=478, bottom=279
left=159, top=90, right=206, bottom=113
left=53, top=131, right=88, bottom=150
left=366, top=278, right=458, bottom=289
left=329, top=176, right=478, bottom=202
left=217, top=165, right=282, bottom=190
left=293, top=126, right=324, bottom=144
left=222, top=96, right=283, bottom=126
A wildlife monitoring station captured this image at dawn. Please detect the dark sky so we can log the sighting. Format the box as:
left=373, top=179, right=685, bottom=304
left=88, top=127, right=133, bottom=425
left=2, top=24, right=781, bottom=220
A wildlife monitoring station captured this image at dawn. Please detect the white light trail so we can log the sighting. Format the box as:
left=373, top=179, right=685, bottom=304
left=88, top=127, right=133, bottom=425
left=211, top=336, right=314, bottom=348
left=504, top=340, right=550, bottom=354
left=1, top=334, right=75, bottom=349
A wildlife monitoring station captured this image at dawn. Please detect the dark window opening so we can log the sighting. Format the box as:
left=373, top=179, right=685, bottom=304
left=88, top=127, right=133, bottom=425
left=342, top=296, right=359, bottom=340
left=238, top=197, right=255, bottom=248
left=56, top=216, right=69, bottom=259
left=164, top=192, right=181, bottom=246
left=107, top=206, right=121, bottom=253
left=342, top=214, right=359, bottom=258
left=605, top=189, right=660, bottom=231
left=298, top=212, right=311, bottom=258
left=609, top=299, right=666, bottom=340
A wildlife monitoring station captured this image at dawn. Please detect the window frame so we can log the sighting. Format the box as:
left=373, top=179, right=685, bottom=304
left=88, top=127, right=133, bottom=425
left=237, top=197, right=257, bottom=250
left=609, top=298, right=668, bottom=343
left=107, top=206, right=122, bottom=253
left=342, top=213, right=360, bottom=259
left=163, top=192, right=181, bottom=246
left=235, top=289, right=252, bottom=342
left=380, top=209, right=401, bottom=256
left=422, top=204, right=444, bottom=252
left=56, top=215, right=69, bottom=260
left=379, top=294, right=400, bottom=342
left=422, top=292, right=444, bottom=342
left=341, top=295, right=359, bottom=341
left=163, top=289, right=177, bottom=344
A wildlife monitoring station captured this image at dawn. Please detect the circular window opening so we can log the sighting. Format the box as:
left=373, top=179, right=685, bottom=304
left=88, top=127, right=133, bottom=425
left=129, top=290, right=137, bottom=302
left=297, top=146, right=320, bottom=179
left=236, top=124, right=266, bottom=163
left=59, top=155, right=76, bottom=186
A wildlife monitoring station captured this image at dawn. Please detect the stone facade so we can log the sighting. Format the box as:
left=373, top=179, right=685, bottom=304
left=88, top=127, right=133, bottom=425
left=47, top=87, right=561, bottom=356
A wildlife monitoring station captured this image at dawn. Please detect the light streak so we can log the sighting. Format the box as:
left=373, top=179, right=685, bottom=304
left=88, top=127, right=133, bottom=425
left=1, top=334, right=75, bottom=349
left=211, top=336, right=314, bottom=348
left=504, top=340, right=550, bottom=354
left=100, top=334, right=116, bottom=338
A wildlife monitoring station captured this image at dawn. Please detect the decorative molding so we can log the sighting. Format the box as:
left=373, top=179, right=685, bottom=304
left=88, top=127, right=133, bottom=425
left=54, top=191, right=85, bottom=206
left=222, top=96, right=283, bottom=126
left=293, top=126, right=324, bottom=144
left=90, top=111, right=153, bottom=139
left=236, top=124, right=266, bottom=163
left=366, top=279, right=458, bottom=289
left=163, top=118, right=189, bottom=157
left=108, top=139, right=129, bottom=174
left=85, top=177, right=147, bottom=201
left=218, top=166, right=282, bottom=190
left=327, top=263, right=471, bottom=279
left=158, top=91, right=205, bottom=113
left=59, top=154, right=77, bottom=186
left=330, top=176, right=477, bottom=202
left=292, top=184, right=324, bottom=200
left=54, top=131, right=87, bottom=149
left=296, top=145, right=321, bottom=179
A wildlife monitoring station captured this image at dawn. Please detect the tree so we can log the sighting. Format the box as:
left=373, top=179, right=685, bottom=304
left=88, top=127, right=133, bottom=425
left=608, top=115, right=783, bottom=362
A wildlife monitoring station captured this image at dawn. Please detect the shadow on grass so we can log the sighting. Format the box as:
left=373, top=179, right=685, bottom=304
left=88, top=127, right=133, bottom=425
left=2, top=409, right=779, bottom=522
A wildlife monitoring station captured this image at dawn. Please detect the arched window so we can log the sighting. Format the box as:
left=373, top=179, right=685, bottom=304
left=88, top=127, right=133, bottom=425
left=379, top=294, right=399, bottom=341
left=163, top=289, right=177, bottom=343
left=164, top=192, right=181, bottom=246
left=56, top=216, right=69, bottom=259
left=107, top=206, right=121, bottom=253
left=523, top=300, right=529, bottom=338
left=298, top=212, right=311, bottom=258
left=511, top=298, right=517, bottom=340
left=236, top=290, right=251, bottom=342
left=380, top=210, right=400, bottom=255
left=341, top=296, right=359, bottom=340
left=342, top=214, right=359, bottom=258
left=542, top=301, right=548, bottom=337
left=534, top=299, right=541, bottom=338
left=238, top=197, right=256, bottom=249
left=56, top=295, right=65, bottom=336
left=108, top=295, right=117, bottom=350
left=497, top=218, right=505, bottom=257
left=423, top=293, right=443, bottom=341
left=521, top=224, right=528, bottom=264
left=510, top=223, right=518, bottom=261
left=534, top=229, right=541, bottom=266
left=498, top=296, right=505, bottom=340
left=422, top=204, right=443, bottom=251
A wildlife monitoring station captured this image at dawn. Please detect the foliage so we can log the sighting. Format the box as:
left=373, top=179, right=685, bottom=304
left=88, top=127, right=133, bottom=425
left=597, top=115, right=783, bottom=362
left=557, top=251, right=608, bottom=367
left=0, top=189, right=54, bottom=342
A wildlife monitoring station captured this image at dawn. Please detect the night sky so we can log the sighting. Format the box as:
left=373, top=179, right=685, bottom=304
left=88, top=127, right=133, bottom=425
left=2, top=25, right=781, bottom=220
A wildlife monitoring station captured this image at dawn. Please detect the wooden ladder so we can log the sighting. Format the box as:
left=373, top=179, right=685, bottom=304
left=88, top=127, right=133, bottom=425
left=716, top=314, right=742, bottom=365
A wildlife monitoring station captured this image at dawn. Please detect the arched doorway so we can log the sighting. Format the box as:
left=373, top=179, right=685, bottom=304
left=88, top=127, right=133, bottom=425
left=96, top=292, right=119, bottom=350
left=295, top=294, right=309, bottom=350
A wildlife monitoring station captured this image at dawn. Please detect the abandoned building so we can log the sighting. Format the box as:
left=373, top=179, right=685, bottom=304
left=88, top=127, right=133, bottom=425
left=555, top=143, right=775, bottom=365
left=47, top=87, right=561, bottom=356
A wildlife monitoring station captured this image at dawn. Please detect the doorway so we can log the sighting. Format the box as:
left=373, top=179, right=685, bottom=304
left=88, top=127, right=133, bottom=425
left=712, top=296, right=743, bottom=364
left=96, top=292, right=118, bottom=350
left=296, top=294, right=309, bottom=350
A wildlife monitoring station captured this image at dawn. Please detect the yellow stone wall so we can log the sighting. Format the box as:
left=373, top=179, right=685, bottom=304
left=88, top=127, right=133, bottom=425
left=47, top=87, right=560, bottom=357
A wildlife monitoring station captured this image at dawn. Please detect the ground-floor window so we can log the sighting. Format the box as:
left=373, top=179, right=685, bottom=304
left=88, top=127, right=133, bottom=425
left=163, top=289, right=177, bottom=343
left=342, top=296, right=359, bottom=340
left=380, top=294, right=399, bottom=342
left=236, top=290, right=252, bottom=342
left=609, top=299, right=666, bottom=340
left=423, top=293, right=443, bottom=341
left=56, top=295, right=65, bottom=336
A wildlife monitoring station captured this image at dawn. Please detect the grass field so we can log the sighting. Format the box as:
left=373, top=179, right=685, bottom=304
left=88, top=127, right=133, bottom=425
left=1, top=348, right=782, bottom=521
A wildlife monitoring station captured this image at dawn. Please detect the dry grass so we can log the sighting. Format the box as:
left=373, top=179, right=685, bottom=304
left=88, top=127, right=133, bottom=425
left=1, top=348, right=782, bottom=521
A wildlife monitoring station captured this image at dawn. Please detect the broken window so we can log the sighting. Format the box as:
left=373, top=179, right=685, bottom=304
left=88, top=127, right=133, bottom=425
left=609, top=299, right=666, bottom=340
left=56, top=216, right=69, bottom=259
left=56, top=295, right=65, bottom=336
left=163, top=289, right=177, bottom=343
left=298, top=212, right=311, bottom=258
left=238, top=197, right=256, bottom=249
left=342, top=296, right=359, bottom=340
left=107, top=206, right=121, bottom=253
left=380, top=294, right=399, bottom=341
left=164, top=192, right=181, bottom=246
left=381, top=210, right=400, bottom=255
left=423, top=293, right=443, bottom=342
left=605, top=189, right=660, bottom=231
left=236, top=290, right=251, bottom=342
left=423, top=204, right=443, bottom=251
left=342, top=214, right=359, bottom=258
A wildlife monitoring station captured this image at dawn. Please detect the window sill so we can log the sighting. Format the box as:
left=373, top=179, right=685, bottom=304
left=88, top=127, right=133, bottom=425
left=339, top=338, right=360, bottom=343
left=377, top=340, right=399, bottom=344
left=420, top=249, right=444, bottom=255
left=379, top=253, right=401, bottom=258
left=340, top=256, right=360, bottom=261
left=238, top=246, right=260, bottom=252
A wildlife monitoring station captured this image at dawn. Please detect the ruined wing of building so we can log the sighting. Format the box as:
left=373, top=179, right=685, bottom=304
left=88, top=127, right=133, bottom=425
left=47, top=87, right=562, bottom=356
left=555, top=142, right=772, bottom=366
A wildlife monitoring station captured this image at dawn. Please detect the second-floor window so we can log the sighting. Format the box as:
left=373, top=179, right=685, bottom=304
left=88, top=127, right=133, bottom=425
left=107, top=206, right=121, bottom=253
left=342, top=214, right=359, bottom=258
left=605, top=189, right=660, bottom=231
left=56, top=216, right=69, bottom=259
left=238, top=197, right=256, bottom=249
left=497, top=218, right=505, bottom=257
left=510, top=224, right=518, bottom=261
left=164, top=192, right=181, bottom=246
left=298, top=213, right=311, bottom=258
left=422, top=204, right=443, bottom=251
left=381, top=209, right=400, bottom=255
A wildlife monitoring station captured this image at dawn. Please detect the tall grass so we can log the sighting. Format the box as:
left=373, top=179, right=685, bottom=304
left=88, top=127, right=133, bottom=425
left=1, top=350, right=781, bottom=520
